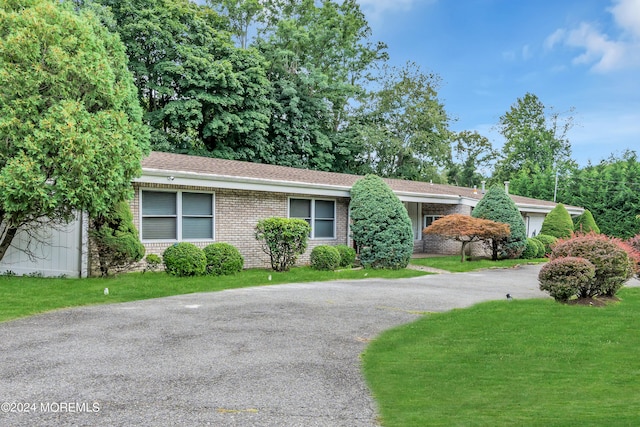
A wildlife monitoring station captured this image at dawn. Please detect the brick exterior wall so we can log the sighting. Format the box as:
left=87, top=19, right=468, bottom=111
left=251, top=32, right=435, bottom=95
left=110, top=183, right=350, bottom=273
left=87, top=182, right=496, bottom=275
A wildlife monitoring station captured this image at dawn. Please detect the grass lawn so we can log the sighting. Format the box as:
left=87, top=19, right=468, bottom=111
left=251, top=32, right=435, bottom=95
left=410, top=255, right=547, bottom=273
left=362, top=286, right=640, bottom=426
left=0, top=266, right=428, bottom=323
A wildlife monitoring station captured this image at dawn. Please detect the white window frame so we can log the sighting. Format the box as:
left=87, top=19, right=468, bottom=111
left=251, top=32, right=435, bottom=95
left=288, top=197, right=336, bottom=240
left=140, top=188, right=215, bottom=242
left=423, top=215, right=443, bottom=229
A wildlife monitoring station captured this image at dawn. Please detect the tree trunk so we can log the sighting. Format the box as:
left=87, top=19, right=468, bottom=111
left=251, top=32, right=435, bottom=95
left=460, top=241, right=468, bottom=262
left=0, top=225, right=18, bottom=263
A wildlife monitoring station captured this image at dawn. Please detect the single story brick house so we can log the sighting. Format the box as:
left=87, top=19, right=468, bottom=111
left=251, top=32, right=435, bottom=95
left=0, top=151, right=583, bottom=277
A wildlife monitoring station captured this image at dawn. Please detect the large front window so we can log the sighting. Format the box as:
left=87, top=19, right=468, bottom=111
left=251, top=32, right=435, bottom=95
left=141, top=190, right=214, bottom=241
left=289, top=198, right=336, bottom=239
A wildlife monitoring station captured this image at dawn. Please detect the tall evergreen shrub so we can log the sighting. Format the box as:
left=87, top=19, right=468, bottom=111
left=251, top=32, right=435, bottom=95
left=350, top=175, right=413, bottom=269
left=540, top=203, right=574, bottom=238
left=573, top=209, right=600, bottom=234
left=471, top=186, right=527, bottom=260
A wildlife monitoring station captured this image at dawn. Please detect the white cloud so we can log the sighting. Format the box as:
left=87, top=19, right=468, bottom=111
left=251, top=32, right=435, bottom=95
left=546, top=0, right=640, bottom=72
left=610, top=0, right=640, bottom=38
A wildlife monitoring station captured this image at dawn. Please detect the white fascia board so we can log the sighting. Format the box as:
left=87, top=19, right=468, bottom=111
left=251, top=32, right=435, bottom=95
left=395, top=192, right=476, bottom=205
left=136, top=169, right=352, bottom=198
left=516, top=203, right=584, bottom=216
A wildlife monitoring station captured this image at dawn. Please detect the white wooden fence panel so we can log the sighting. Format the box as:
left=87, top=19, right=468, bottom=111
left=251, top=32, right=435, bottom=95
left=0, top=214, right=87, bottom=277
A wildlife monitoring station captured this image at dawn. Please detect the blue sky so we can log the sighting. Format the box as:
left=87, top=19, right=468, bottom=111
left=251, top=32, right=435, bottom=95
left=357, top=0, right=640, bottom=166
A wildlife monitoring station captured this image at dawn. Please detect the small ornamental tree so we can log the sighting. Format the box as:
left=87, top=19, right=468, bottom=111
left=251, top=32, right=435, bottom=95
left=573, top=209, right=600, bottom=234
left=350, top=175, right=414, bottom=269
left=540, top=204, right=574, bottom=239
left=471, top=185, right=527, bottom=260
left=255, top=217, right=311, bottom=271
left=91, top=201, right=145, bottom=276
left=423, top=214, right=510, bottom=262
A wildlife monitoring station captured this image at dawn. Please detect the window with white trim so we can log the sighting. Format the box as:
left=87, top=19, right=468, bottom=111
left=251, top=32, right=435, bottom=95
left=141, top=190, right=214, bottom=241
left=423, top=215, right=443, bottom=229
left=289, top=198, right=336, bottom=239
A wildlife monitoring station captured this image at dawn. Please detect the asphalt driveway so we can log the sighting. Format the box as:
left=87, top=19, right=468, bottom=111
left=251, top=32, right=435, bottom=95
left=1, top=265, right=554, bottom=426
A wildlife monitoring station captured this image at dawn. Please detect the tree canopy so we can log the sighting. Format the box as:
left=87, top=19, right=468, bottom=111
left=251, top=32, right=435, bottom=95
left=0, top=0, right=149, bottom=261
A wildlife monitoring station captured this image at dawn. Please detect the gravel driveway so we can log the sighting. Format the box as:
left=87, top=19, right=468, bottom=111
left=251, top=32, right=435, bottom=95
left=1, top=265, right=551, bottom=426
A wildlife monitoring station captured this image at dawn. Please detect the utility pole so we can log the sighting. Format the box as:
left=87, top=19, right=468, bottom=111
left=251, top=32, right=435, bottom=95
left=553, top=171, right=559, bottom=202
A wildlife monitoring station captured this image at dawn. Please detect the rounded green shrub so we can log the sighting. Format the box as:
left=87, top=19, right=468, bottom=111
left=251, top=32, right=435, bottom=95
left=531, top=238, right=545, bottom=258
left=335, top=244, right=356, bottom=268
left=521, top=238, right=542, bottom=259
left=533, top=234, right=557, bottom=256
left=310, top=245, right=341, bottom=271
left=539, top=257, right=596, bottom=302
left=540, top=204, right=574, bottom=239
left=162, top=243, right=206, bottom=277
left=350, top=175, right=413, bottom=269
left=551, top=235, right=634, bottom=297
left=204, top=243, right=244, bottom=276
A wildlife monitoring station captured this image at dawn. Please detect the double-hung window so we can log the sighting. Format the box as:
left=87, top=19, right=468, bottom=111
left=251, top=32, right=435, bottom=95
left=141, top=190, right=214, bottom=241
left=423, top=215, right=443, bottom=229
left=289, top=198, right=336, bottom=239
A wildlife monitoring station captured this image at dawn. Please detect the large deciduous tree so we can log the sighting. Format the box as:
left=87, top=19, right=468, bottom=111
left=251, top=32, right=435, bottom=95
left=356, top=62, right=452, bottom=181
left=0, top=0, right=149, bottom=262
left=493, top=93, right=576, bottom=199
left=447, top=130, right=497, bottom=187
left=423, top=214, right=510, bottom=262
left=254, top=0, right=387, bottom=171
left=98, top=0, right=271, bottom=161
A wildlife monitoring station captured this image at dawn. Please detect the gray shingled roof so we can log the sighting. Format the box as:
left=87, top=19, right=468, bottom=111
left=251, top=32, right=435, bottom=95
left=141, top=151, right=573, bottom=210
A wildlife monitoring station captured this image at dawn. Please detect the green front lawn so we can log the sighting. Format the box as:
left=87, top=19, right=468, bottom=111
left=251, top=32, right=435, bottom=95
left=410, top=255, right=547, bottom=273
left=0, top=267, right=428, bottom=323
left=362, top=287, right=640, bottom=426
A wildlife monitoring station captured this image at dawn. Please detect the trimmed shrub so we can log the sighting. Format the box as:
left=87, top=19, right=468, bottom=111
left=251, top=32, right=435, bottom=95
left=471, top=185, right=527, bottom=260
left=540, top=204, right=574, bottom=239
left=539, top=257, right=596, bottom=302
left=255, top=217, right=311, bottom=272
left=533, top=234, right=557, bottom=256
left=551, top=234, right=634, bottom=296
left=573, top=209, right=600, bottom=234
left=532, top=238, right=546, bottom=258
left=310, top=245, right=341, bottom=271
left=90, top=201, right=145, bottom=276
left=162, top=243, right=206, bottom=277
left=144, top=254, right=162, bottom=272
left=350, top=175, right=413, bottom=269
left=335, top=244, right=356, bottom=268
left=204, top=243, right=244, bottom=276
left=521, top=238, right=542, bottom=259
